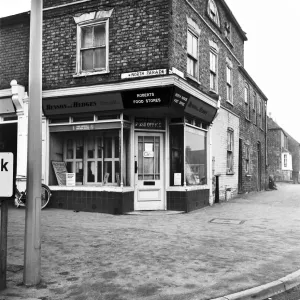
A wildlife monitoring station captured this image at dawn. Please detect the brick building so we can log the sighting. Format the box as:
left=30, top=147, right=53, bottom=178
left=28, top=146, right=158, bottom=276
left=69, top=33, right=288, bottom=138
left=267, top=116, right=294, bottom=182
left=0, top=0, right=268, bottom=213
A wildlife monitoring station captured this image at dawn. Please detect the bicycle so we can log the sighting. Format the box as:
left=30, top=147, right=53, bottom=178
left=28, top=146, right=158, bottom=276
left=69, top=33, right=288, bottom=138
left=14, top=183, right=52, bottom=209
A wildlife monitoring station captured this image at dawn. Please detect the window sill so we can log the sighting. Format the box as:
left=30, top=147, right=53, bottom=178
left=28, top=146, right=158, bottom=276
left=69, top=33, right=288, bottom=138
left=186, top=74, right=201, bottom=84
left=225, top=37, right=234, bottom=48
left=226, top=99, right=233, bottom=106
left=245, top=117, right=251, bottom=122
left=73, top=70, right=110, bottom=78
left=245, top=174, right=252, bottom=177
left=226, top=171, right=235, bottom=175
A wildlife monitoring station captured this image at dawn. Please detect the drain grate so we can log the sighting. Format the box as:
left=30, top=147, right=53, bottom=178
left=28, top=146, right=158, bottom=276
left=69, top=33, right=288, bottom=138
left=209, top=218, right=245, bottom=225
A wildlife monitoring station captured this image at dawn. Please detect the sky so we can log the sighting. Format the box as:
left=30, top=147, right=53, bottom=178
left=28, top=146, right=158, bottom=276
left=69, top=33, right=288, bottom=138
left=1, top=0, right=300, bottom=141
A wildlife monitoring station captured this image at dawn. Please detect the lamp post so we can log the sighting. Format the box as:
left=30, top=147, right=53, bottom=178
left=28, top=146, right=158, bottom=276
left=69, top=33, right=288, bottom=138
left=23, top=0, right=43, bottom=286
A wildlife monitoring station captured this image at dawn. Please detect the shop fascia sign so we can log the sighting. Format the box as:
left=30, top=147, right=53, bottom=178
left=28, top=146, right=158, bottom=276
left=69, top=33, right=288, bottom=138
left=121, top=69, right=167, bottom=79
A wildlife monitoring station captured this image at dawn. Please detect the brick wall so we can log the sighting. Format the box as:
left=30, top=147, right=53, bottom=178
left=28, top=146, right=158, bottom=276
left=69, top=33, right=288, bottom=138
left=0, top=13, right=30, bottom=89
left=267, top=129, right=281, bottom=180
left=42, top=0, right=170, bottom=90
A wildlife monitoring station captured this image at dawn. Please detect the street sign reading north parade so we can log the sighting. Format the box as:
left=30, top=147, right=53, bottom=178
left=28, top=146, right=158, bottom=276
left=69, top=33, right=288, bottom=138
left=0, top=152, right=14, bottom=197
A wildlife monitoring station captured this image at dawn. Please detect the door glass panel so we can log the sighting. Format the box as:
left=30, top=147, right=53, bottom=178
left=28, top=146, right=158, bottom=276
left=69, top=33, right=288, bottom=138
left=76, top=138, right=83, bottom=159
left=66, top=162, right=73, bottom=173
left=87, top=161, right=95, bottom=182
left=97, top=161, right=102, bottom=183
left=104, top=161, right=112, bottom=183
left=76, top=161, right=83, bottom=183
left=104, top=137, right=112, bottom=158
left=67, top=139, right=73, bottom=159
left=97, top=137, right=102, bottom=158
left=87, top=137, right=95, bottom=158
left=115, top=161, right=120, bottom=184
left=137, top=135, right=160, bottom=181
left=114, top=136, right=119, bottom=158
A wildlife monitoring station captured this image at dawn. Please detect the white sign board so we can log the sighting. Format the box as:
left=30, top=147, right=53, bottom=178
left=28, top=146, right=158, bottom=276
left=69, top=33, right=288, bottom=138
left=121, top=69, right=167, bottom=79
left=66, top=173, right=76, bottom=187
left=0, top=152, right=14, bottom=197
left=174, top=173, right=181, bottom=186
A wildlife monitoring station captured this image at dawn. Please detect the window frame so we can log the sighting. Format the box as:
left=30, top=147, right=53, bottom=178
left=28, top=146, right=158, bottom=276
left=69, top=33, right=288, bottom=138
left=226, top=128, right=234, bottom=174
left=244, top=83, right=250, bottom=120
left=207, top=0, right=220, bottom=27
left=245, top=143, right=250, bottom=174
left=224, top=21, right=232, bottom=42
left=210, top=49, right=218, bottom=93
left=187, top=29, right=199, bottom=79
left=226, top=59, right=233, bottom=103
left=75, top=18, right=110, bottom=76
left=253, top=92, right=257, bottom=125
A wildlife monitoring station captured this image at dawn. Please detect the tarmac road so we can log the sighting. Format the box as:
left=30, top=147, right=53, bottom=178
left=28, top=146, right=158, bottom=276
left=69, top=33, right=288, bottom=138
left=1, top=182, right=300, bottom=300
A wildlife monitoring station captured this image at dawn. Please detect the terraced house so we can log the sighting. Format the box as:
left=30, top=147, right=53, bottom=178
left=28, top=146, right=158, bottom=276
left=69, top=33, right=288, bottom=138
left=0, top=0, right=267, bottom=214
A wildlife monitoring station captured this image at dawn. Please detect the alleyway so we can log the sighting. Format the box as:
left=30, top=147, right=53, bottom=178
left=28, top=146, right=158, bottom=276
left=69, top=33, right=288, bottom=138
left=1, top=183, right=300, bottom=300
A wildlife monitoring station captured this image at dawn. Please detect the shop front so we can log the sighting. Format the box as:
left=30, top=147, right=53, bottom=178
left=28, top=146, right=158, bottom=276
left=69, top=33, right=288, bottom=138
left=43, top=79, right=219, bottom=214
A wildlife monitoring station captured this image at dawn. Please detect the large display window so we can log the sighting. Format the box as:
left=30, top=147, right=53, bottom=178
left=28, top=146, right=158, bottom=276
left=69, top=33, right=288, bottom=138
left=49, top=128, right=130, bottom=187
left=169, top=118, right=207, bottom=187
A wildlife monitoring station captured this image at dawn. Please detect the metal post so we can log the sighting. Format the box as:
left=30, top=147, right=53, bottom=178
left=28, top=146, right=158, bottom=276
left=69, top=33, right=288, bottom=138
left=23, top=0, right=43, bottom=286
left=0, top=199, right=8, bottom=290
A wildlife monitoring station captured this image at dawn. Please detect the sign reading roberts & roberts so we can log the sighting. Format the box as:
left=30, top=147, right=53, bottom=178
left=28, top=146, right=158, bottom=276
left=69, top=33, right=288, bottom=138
left=121, top=69, right=167, bottom=79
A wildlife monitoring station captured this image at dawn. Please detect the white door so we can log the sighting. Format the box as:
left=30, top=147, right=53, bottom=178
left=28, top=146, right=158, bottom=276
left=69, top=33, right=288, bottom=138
left=134, top=132, right=164, bottom=210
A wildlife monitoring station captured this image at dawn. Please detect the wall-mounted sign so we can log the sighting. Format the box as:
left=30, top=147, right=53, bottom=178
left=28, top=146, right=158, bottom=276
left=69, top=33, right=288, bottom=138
left=135, top=118, right=165, bottom=130
left=185, top=95, right=216, bottom=123
left=122, top=87, right=171, bottom=109
left=43, top=92, right=123, bottom=116
left=172, top=87, right=190, bottom=109
left=121, top=69, right=167, bottom=79
left=73, top=124, right=95, bottom=131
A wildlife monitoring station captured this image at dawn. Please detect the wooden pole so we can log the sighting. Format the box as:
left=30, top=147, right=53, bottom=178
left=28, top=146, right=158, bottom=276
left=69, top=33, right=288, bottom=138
left=0, top=199, right=8, bottom=290
left=23, top=0, right=43, bottom=286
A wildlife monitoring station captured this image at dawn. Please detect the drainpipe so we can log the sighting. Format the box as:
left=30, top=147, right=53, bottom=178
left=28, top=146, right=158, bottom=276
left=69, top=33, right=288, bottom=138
left=265, top=101, right=268, bottom=190
left=209, top=96, right=220, bottom=206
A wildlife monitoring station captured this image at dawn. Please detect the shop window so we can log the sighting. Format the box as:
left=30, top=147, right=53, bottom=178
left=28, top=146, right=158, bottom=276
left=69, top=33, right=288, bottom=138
left=227, top=129, right=234, bottom=174
left=207, top=0, right=220, bottom=27
left=170, top=125, right=184, bottom=186
left=245, top=144, right=250, bottom=173
left=59, top=130, right=123, bottom=186
left=187, top=30, right=198, bottom=79
left=244, top=83, right=250, bottom=120
left=185, top=126, right=207, bottom=185
left=74, top=9, right=114, bottom=75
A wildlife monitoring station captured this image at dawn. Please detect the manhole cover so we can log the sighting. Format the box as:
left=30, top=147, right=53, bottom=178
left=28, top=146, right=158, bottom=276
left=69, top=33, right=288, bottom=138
left=209, top=218, right=245, bottom=225
left=7, top=264, right=23, bottom=273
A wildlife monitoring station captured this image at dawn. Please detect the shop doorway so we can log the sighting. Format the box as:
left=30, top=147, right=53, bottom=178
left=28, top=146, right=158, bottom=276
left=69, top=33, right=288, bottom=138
left=134, top=132, right=164, bottom=210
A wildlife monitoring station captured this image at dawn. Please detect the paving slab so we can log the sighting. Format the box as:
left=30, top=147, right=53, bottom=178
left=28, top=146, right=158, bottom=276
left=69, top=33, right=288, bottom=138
left=1, top=182, right=300, bottom=300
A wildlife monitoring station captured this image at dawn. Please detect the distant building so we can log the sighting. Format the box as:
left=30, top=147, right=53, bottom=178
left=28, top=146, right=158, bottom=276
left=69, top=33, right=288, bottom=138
left=267, top=116, right=293, bottom=182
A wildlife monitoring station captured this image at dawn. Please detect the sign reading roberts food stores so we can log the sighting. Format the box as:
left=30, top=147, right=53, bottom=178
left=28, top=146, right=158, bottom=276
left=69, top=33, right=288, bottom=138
left=0, top=152, right=14, bottom=197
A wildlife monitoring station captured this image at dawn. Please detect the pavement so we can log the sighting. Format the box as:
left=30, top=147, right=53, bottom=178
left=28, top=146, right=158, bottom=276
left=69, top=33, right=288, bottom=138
left=1, top=182, right=300, bottom=300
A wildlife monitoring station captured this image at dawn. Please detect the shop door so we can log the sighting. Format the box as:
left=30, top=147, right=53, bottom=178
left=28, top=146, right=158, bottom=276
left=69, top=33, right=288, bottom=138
left=134, top=132, right=164, bottom=210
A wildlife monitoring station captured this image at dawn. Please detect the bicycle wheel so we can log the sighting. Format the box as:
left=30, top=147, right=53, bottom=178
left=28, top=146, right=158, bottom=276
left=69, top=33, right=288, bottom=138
left=41, top=184, right=51, bottom=209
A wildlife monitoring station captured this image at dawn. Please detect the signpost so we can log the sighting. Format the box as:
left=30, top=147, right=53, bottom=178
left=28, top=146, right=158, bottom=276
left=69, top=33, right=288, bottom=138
left=0, top=152, right=14, bottom=291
